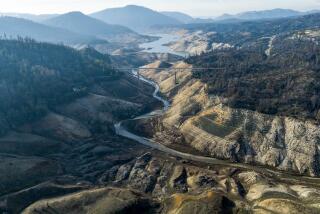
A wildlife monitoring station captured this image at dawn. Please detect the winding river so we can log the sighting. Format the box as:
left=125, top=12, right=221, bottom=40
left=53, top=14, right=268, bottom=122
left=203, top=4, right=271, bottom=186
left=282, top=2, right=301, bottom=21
left=114, top=72, right=260, bottom=167
left=114, top=70, right=320, bottom=186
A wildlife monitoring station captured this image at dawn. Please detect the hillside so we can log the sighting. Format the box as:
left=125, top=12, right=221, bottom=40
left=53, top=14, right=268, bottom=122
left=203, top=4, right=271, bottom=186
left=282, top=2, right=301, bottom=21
left=161, top=11, right=194, bottom=24
left=187, top=13, right=320, bottom=44
left=0, top=38, right=162, bottom=213
left=0, top=38, right=115, bottom=134
left=44, top=12, right=148, bottom=43
left=165, top=13, right=320, bottom=55
left=0, top=16, right=105, bottom=45
left=91, top=5, right=182, bottom=31
left=184, top=14, right=320, bottom=121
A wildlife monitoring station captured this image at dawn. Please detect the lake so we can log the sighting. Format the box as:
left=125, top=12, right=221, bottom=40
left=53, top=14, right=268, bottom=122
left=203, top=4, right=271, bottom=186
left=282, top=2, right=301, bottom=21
left=139, top=34, right=187, bottom=57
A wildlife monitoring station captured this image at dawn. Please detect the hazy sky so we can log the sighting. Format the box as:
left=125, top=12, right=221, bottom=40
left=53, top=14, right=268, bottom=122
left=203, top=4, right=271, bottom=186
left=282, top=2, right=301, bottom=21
left=1, top=0, right=320, bottom=17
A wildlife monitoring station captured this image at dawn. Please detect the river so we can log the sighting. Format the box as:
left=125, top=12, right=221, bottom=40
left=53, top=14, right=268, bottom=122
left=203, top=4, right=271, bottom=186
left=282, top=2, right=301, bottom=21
left=139, top=33, right=187, bottom=57
left=114, top=70, right=320, bottom=186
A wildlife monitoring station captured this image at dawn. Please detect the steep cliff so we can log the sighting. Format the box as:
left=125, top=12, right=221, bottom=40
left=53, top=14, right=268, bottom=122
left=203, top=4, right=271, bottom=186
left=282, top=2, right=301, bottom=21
left=140, top=61, right=320, bottom=177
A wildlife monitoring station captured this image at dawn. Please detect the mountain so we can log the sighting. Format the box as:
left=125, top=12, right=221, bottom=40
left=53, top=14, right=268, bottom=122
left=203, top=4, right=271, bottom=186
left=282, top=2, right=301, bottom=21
left=215, top=8, right=318, bottom=21
left=161, top=11, right=217, bottom=24
left=0, top=12, right=58, bottom=22
left=237, top=8, right=300, bottom=19
left=307, top=9, right=320, bottom=14
left=215, top=13, right=235, bottom=20
left=161, top=11, right=194, bottom=24
left=90, top=5, right=182, bottom=31
left=0, top=16, right=106, bottom=45
left=44, top=11, right=141, bottom=42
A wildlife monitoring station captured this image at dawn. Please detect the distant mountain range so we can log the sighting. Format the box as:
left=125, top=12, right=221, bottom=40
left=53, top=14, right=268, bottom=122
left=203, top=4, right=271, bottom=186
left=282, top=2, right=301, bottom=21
left=0, top=16, right=104, bottom=45
left=0, top=5, right=320, bottom=28
left=215, top=8, right=320, bottom=21
left=161, top=11, right=194, bottom=24
left=0, top=10, right=153, bottom=49
left=0, top=13, right=58, bottom=22
left=162, top=8, right=320, bottom=23
left=44, top=12, right=144, bottom=43
left=2, top=6, right=320, bottom=31
left=90, top=5, right=182, bottom=31
left=1, top=6, right=319, bottom=44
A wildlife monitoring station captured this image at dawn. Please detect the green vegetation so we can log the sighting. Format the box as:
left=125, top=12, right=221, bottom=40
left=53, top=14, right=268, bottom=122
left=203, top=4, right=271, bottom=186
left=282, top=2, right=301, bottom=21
left=0, top=38, right=117, bottom=135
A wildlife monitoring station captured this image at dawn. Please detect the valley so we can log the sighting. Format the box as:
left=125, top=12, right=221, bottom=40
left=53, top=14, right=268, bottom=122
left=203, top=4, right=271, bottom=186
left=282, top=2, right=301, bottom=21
left=0, top=4, right=320, bottom=214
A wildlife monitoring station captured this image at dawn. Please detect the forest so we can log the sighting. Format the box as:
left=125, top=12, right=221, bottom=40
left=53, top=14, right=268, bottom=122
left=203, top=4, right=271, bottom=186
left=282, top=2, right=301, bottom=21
left=187, top=31, right=320, bottom=121
left=0, top=38, right=117, bottom=135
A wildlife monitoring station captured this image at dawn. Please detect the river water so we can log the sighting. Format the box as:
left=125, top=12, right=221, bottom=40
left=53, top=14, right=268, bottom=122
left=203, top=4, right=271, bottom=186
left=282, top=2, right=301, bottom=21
left=114, top=71, right=225, bottom=165
left=139, top=33, right=187, bottom=57
left=113, top=59, right=320, bottom=184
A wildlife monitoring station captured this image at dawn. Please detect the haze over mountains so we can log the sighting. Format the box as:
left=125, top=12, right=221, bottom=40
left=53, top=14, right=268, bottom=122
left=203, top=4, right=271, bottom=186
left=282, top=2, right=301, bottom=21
left=0, top=9, right=156, bottom=52
left=0, top=16, right=105, bottom=45
left=216, top=8, right=320, bottom=21
left=0, top=13, right=58, bottom=22
left=90, top=5, right=182, bottom=31
left=90, top=6, right=320, bottom=27
left=44, top=11, right=145, bottom=43
left=160, top=11, right=194, bottom=24
left=1, top=5, right=320, bottom=35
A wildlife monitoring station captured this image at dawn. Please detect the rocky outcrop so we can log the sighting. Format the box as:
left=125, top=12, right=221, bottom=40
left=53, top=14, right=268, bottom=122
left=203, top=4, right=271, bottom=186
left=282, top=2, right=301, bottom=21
left=141, top=61, right=320, bottom=177
left=180, top=103, right=320, bottom=176
left=237, top=170, right=320, bottom=214
left=163, top=191, right=234, bottom=214
left=169, top=166, right=188, bottom=192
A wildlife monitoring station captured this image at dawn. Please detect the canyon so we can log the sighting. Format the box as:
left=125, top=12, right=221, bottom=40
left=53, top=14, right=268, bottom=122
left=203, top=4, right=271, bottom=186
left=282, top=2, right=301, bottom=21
left=1, top=8, right=320, bottom=214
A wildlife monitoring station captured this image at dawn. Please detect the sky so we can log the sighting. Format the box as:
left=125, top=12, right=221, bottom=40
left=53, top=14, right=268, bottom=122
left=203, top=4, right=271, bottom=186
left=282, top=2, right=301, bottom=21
left=0, top=0, right=320, bottom=17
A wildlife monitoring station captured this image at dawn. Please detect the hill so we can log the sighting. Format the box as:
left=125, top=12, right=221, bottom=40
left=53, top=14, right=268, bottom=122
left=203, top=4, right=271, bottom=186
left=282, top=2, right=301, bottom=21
left=0, top=38, right=161, bottom=213
left=186, top=14, right=320, bottom=121
left=160, top=11, right=216, bottom=24
left=90, top=5, right=182, bottom=31
left=0, top=38, right=115, bottom=134
left=161, top=11, right=194, bottom=24
left=44, top=12, right=146, bottom=43
left=0, top=16, right=105, bottom=45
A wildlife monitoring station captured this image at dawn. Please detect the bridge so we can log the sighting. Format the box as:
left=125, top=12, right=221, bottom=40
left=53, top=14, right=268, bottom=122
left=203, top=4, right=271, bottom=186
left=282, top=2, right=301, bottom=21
left=113, top=67, right=225, bottom=85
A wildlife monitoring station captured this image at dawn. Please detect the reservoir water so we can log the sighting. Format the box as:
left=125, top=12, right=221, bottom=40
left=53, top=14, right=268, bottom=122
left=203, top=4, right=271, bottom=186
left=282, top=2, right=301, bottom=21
left=139, top=34, right=187, bottom=57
